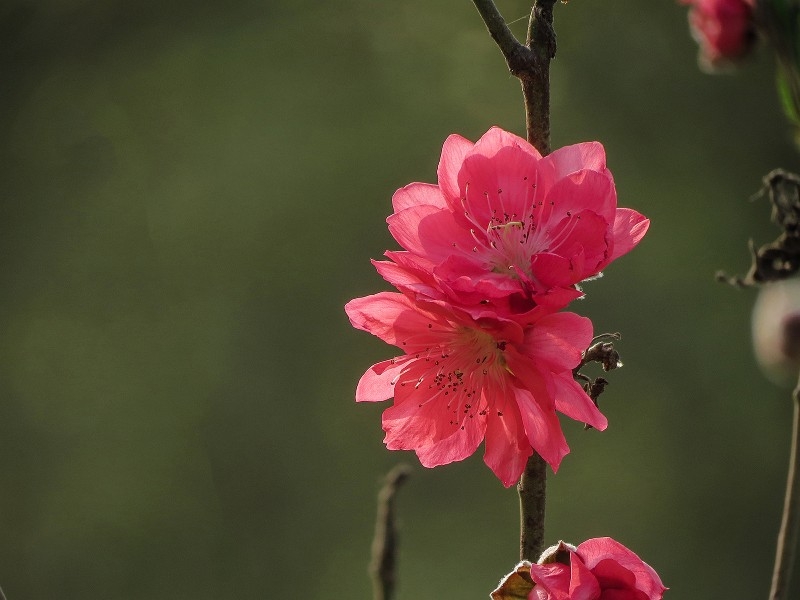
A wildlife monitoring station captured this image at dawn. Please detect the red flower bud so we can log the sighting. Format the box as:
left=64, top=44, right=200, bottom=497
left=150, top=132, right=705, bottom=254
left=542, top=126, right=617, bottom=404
left=528, top=538, right=667, bottom=600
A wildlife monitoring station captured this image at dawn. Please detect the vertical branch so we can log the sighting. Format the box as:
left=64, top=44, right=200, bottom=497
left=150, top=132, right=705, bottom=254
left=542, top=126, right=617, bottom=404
left=519, top=0, right=557, bottom=562
left=517, top=453, right=547, bottom=561
left=770, top=374, right=800, bottom=600
left=370, top=464, right=411, bottom=600
left=471, top=0, right=560, bottom=563
left=523, top=0, right=557, bottom=155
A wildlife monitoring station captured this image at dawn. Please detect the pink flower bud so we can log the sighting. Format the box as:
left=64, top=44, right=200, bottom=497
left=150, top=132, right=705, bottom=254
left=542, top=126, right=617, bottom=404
left=528, top=538, right=667, bottom=600
left=680, top=0, right=756, bottom=72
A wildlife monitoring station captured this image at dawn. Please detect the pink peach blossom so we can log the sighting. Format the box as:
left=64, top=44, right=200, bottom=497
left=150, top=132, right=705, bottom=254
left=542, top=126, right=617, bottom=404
left=384, top=127, right=648, bottom=315
left=529, top=538, right=667, bottom=600
left=345, top=291, right=607, bottom=487
left=681, top=0, right=755, bottom=71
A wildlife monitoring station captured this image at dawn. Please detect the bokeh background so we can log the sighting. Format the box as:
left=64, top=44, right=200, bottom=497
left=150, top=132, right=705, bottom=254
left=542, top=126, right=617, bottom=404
left=0, top=0, right=797, bottom=598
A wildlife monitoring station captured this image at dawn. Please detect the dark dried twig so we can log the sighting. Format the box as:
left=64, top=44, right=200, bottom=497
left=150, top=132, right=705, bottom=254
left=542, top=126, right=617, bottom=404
left=370, top=464, right=411, bottom=600
left=573, top=333, right=622, bottom=429
left=718, top=169, right=800, bottom=287
left=574, top=333, right=623, bottom=376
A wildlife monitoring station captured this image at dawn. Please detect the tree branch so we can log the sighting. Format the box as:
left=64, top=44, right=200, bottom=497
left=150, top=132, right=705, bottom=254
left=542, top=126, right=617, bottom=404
left=472, top=0, right=562, bottom=563
left=471, top=0, right=558, bottom=156
left=770, top=374, right=800, bottom=600
left=523, top=0, right=557, bottom=155
left=517, top=452, right=547, bottom=561
left=471, top=0, right=523, bottom=59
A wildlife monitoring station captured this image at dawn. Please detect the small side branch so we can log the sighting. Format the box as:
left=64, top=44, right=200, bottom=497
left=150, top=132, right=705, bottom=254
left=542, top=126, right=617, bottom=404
left=370, top=464, right=412, bottom=600
left=718, top=169, right=800, bottom=287
left=574, top=333, right=623, bottom=375
left=573, top=333, right=622, bottom=427
left=770, top=375, right=800, bottom=600
left=471, top=0, right=523, bottom=59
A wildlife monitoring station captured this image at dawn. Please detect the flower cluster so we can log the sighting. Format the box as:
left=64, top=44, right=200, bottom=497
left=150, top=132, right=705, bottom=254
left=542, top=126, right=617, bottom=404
left=680, top=0, right=756, bottom=71
left=346, top=127, right=649, bottom=486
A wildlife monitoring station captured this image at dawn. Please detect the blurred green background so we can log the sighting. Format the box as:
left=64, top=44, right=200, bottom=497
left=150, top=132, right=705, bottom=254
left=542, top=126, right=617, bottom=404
left=0, top=0, right=797, bottom=598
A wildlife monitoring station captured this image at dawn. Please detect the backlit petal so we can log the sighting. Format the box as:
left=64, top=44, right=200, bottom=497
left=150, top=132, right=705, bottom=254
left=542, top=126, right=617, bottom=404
left=577, top=538, right=667, bottom=598
left=437, top=133, right=474, bottom=201
left=355, top=358, right=408, bottom=402
left=523, top=312, right=593, bottom=372
left=392, top=182, right=447, bottom=212
left=551, top=373, right=608, bottom=431
left=483, top=393, right=532, bottom=487
left=609, top=208, right=650, bottom=261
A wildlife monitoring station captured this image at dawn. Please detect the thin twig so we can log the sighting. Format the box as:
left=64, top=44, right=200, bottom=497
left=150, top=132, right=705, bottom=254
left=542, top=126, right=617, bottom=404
left=471, top=0, right=523, bottom=59
left=770, top=374, right=800, bottom=600
left=370, top=464, right=411, bottom=600
left=0, top=584, right=6, bottom=600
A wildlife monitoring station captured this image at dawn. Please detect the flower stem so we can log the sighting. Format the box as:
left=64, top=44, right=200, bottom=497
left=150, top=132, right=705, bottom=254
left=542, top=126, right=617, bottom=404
left=471, top=0, right=559, bottom=562
left=770, top=374, right=800, bottom=600
left=518, top=452, right=547, bottom=561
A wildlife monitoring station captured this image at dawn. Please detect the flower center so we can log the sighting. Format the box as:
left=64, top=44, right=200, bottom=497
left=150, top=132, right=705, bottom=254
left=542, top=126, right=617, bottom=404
left=393, top=325, right=515, bottom=429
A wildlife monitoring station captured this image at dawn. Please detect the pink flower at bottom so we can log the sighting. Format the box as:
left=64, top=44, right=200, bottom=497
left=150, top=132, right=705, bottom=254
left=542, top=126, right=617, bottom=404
left=680, top=0, right=755, bottom=71
left=529, top=538, right=667, bottom=600
left=345, top=292, right=607, bottom=487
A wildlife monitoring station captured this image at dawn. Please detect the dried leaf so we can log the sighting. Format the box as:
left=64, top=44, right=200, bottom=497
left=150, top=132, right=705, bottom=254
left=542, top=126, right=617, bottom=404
left=490, top=561, right=534, bottom=600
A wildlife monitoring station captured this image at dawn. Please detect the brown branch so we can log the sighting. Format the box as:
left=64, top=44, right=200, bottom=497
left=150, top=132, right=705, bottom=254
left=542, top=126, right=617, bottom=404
left=770, top=375, right=800, bottom=600
left=517, top=452, right=547, bottom=561
left=472, top=0, right=562, bottom=563
left=471, top=0, right=558, bottom=156
left=471, top=0, right=523, bottom=59
left=523, top=1, right=557, bottom=155
left=370, top=464, right=411, bottom=600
